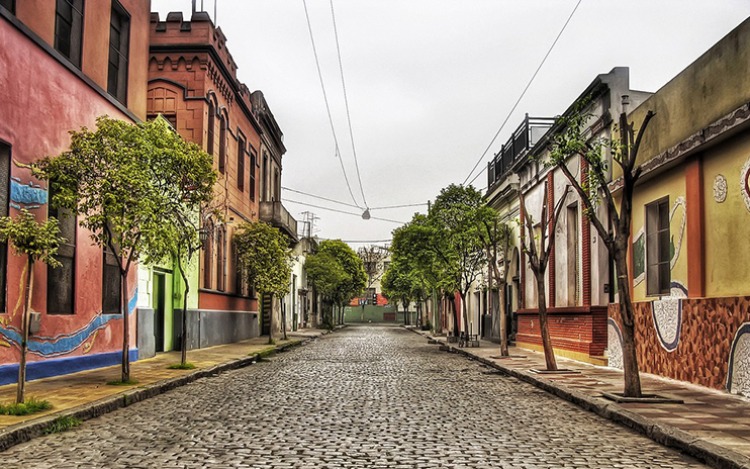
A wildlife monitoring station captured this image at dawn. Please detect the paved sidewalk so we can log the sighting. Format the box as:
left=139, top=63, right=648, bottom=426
left=0, top=328, right=332, bottom=451
left=409, top=327, right=750, bottom=469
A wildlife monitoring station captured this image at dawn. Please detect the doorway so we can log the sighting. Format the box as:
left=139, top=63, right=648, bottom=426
left=153, top=273, right=166, bottom=353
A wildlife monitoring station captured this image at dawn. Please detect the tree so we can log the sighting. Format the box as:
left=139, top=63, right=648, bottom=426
left=305, top=250, right=347, bottom=328
left=145, top=117, right=218, bottom=367
left=549, top=99, right=655, bottom=397
left=33, top=116, right=185, bottom=382
left=235, top=221, right=293, bottom=344
left=358, top=244, right=389, bottom=290
left=519, top=182, right=569, bottom=371
left=428, top=184, right=493, bottom=339
left=317, top=240, right=366, bottom=326
left=0, top=209, right=61, bottom=403
left=479, top=220, right=514, bottom=356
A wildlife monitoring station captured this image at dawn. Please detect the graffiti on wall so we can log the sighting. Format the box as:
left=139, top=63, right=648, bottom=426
left=0, top=291, right=137, bottom=358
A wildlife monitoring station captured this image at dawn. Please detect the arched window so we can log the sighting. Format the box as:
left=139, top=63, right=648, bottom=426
left=207, top=100, right=215, bottom=156
left=202, top=220, right=213, bottom=289
left=216, top=226, right=226, bottom=291
left=218, top=115, right=227, bottom=174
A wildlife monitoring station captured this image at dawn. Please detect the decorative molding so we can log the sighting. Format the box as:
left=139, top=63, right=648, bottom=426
left=713, top=174, right=728, bottom=203
left=741, top=157, right=750, bottom=212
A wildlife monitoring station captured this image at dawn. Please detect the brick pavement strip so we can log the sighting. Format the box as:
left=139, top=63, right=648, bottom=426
left=410, top=327, right=750, bottom=469
left=0, top=331, right=328, bottom=453
left=1, top=325, right=711, bottom=468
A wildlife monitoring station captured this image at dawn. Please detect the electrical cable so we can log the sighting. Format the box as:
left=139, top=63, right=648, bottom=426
left=329, top=0, right=368, bottom=208
left=462, top=0, right=583, bottom=186
left=283, top=198, right=406, bottom=224
left=302, top=0, right=362, bottom=208
left=369, top=202, right=428, bottom=210
left=282, top=186, right=361, bottom=209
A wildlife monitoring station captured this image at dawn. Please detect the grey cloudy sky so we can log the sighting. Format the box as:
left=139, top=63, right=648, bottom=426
left=153, top=0, right=750, bottom=248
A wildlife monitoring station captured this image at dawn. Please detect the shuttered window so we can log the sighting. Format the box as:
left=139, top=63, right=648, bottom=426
left=54, top=0, right=84, bottom=68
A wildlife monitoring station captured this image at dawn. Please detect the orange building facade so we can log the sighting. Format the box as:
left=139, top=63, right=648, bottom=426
left=0, top=0, right=151, bottom=383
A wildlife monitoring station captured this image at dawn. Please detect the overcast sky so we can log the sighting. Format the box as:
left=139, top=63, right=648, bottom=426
left=153, top=0, right=750, bottom=248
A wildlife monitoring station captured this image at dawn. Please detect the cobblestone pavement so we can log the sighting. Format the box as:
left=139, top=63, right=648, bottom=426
left=2, top=326, right=706, bottom=468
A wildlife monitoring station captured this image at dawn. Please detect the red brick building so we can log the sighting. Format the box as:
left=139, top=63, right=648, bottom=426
left=148, top=11, right=273, bottom=345
left=0, top=0, right=151, bottom=384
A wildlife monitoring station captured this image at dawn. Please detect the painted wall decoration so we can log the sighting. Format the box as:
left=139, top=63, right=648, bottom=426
left=9, top=177, right=48, bottom=210
left=669, top=196, right=686, bottom=270
left=651, top=282, right=688, bottom=352
left=713, top=174, right=728, bottom=203
left=741, top=156, right=750, bottom=212
left=610, top=296, right=750, bottom=391
left=632, top=228, right=645, bottom=286
left=607, top=317, right=623, bottom=369
left=0, top=291, right=138, bottom=358
left=728, top=323, right=750, bottom=397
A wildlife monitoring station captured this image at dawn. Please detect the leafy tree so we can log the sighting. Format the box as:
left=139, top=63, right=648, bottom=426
left=305, top=250, right=346, bottom=328
left=0, top=209, right=61, bottom=403
left=381, top=258, right=428, bottom=326
left=32, top=116, right=186, bottom=382
left=519, top=183, right=569, bottom=371
left=144, top=118, right=218, bottom=367
left=317, top=240, right=366, bottom=326
left=549, top=100, right=655, bottom=397
left=235, top=221, right=293, bottom=343
left=428, top=184, right=493, bottom=338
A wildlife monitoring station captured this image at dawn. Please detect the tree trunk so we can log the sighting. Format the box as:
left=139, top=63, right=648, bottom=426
left=268, top=294, right=275, bottom=344
left=180, top=264, right=190, bottom=366
left=282, top=300, right=287, bottom=340
left=449, top=295, right=459, bottom=337
left=121, top=269, right=130, bottom=382
left=614, top=247, right=642, bottom=397
left=16, top=258, right=33, bottom=404
left=460, top=292, right=470, bottom=337
left=536, top=274, right=557, bottom=371
left=499, top=282, right=509, bottom=357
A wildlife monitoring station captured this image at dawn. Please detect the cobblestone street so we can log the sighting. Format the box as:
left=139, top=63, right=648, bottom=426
left=2, top=326, right=706, bottom=468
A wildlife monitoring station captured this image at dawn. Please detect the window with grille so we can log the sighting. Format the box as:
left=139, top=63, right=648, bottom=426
left=102, top=248, right=121, bottom=313
left=218, top=116, right=227, bottom=174
left=237, top=134, right=245, bottom=191
left=646, top=197, right=671, bottom=296
left=54, top=0, right=84, bottom=68
left=107, top=0, right=129, bottom=104
left=249, top=150, right=256, bottom=202
left=48, top=187, right=76, bottom=314
left=216, top=227, right=225, bottom=291
left=0, top=144, right=10, bottom=312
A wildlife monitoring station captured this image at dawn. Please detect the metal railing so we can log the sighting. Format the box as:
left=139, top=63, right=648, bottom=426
left=259, top=201, right=298, bottom=242
left=487, top=115, right=555, bottom=190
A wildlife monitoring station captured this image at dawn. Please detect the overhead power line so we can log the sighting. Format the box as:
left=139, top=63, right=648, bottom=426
left=302, top=0, right=362, bottom=208
left=282, top=186, right=427, bottom=211
left=370, top=202, right=428, bottom=210
left=329, top=0, right=368, bottom=208
left=462, top=0, right=583, bottom=187
left=284, top=198, right=406, bottom=224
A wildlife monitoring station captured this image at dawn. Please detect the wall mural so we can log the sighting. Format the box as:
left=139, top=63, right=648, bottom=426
left=632, top=228, right=645, bottom=286
left=0, top=291, right=137, bottom=358
left=651, top=282, right=688, bottom=352
left=713, top=174, right=728, bottom=203
left=632, top=196, right=686, bottom=287
left=741, top=157, right=750, bottom=212
left=9, top=177, right=48, bottom=210
left=728, top=323, right=750, bottom=397
left=607, top=317, right=623, bottom=369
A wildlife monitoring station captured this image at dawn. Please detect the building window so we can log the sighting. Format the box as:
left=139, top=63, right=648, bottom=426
left=47, top=189, right=76, bottom=314
left=646, top=197, right=670, bottom=296
left=102, top=248, right=121, bottom=313
left=216, top=227, right=225, bottom=292
left=0, top=144, right=10, bottom=312
left=207, top=101, right=215, bottom=156
left=107, top=0, right=130, bottom=104
left=0, top=0, right=15, bottom=14
left=54, top=0, right=84, bottom=68
left=237, top=134, right=245, bottom=191
left=218, top=116, right=227, bottom=174
left=262, top=154, right=268, bottom=202
left=203, top=221, right=213, bottom=289
left=249, top=150, right=256, bottom=202
left=274, top=168, right=280, bottom=201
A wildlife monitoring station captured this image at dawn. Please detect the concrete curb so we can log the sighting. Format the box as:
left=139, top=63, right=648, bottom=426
left=406, top=327, right=750, bottom=469
left=0, top=332, right=329, bottom=453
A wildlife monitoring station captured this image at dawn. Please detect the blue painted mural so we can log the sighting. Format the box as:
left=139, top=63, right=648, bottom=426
left=9, top=178, right=48, bottom=210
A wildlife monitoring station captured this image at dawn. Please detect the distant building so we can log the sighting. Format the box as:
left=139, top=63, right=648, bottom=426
left=0, top=0, right=151, bottom=384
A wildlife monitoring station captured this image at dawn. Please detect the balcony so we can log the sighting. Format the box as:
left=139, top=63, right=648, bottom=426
left=487, top=115, right=555, bottom=191
left=259, top=201, right=298, bottom=244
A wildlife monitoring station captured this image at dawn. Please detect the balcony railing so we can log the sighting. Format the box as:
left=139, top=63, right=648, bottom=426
left=259, top=201, right=298, bottom=243
left=487, top=115, right=555, bottom=190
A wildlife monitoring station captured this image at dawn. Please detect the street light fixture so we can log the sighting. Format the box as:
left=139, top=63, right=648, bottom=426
left=361, top=208, right=371, bottom=220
